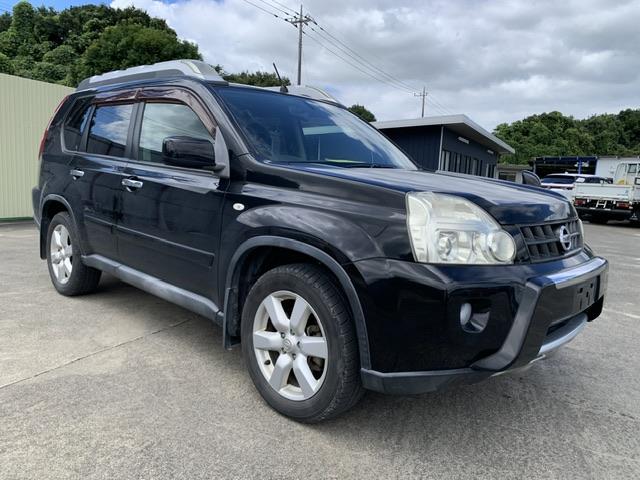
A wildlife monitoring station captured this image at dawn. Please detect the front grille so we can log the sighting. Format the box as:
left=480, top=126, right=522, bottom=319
left=520, top=219, right=583, bottom=262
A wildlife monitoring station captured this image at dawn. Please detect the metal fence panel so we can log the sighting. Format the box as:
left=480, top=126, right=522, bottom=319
left=0, top=74, right=73, bottom=220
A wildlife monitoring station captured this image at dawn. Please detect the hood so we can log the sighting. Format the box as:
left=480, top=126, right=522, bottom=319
left=292, top=165, right=573, bottom=225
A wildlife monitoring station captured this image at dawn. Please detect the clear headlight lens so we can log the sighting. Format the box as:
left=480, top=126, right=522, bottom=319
left=406, top=192, right=516, bottom=264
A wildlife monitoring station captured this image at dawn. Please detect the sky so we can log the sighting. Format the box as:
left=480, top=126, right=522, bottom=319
left=4, top=0, right=640, bottom=130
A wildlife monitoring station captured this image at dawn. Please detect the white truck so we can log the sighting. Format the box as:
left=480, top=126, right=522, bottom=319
left=573, top=161, right=640, bottom=224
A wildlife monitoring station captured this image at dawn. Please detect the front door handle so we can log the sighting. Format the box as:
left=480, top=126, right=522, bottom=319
left=70, top=169, right=84, bottom=179
left=122, top=178, right=143, bottom=191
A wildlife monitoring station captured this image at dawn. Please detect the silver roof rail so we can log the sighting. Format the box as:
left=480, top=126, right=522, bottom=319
left=76, top=59, right=226, bottom=91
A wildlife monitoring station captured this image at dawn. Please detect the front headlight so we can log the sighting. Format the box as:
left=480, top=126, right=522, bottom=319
left=406, top=192, right=516, bottom=264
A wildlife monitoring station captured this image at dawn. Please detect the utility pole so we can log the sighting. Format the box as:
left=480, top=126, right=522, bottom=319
left=414, top=86, right=428, bottom=117
left=285, top=5, right=312, bottom=85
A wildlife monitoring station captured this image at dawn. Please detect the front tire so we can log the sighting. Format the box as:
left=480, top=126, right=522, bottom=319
left=46, top=212, right=101, bottom=296
left=241, top=263, right=364, bottom=423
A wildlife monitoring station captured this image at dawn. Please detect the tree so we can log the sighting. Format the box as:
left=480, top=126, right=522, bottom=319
left=494, top=109, right=640, bottom=163
left=217, top=68, right=290, bottom=87
left=0, top=3, right=201, bottom=86
left=0, top=52, right=14, bottom=74
left=0, top=12, right=11, bottom=33
left=348, top=104, right=376, bottom=122
left=81, top=23, right=200, bottom=78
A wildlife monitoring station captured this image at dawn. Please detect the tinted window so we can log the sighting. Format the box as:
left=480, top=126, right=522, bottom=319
left=214, top=87, right=416, bottom=169
left=86, top=104, right=133, bottom=157
left=541, top=176, right=574, bottom=184
left=63, top=98, right=92, bottom=151
left=138, top=103, right=213, bottom=164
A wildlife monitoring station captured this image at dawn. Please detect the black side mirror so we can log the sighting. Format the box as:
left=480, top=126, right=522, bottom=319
left=521, top=170, right=542, bottom=187
left=162, top=136, right=215, bottom=169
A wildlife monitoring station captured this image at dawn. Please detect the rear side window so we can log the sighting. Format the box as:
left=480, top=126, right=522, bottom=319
left=138, top=102, right=213, bottom=164
left=63, top=98, right=92, bottom=151
left=86, top=104, right=133, bottom=157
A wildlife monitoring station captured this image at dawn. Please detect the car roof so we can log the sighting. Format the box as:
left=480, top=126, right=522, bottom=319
left=76, top=59, right=343, bottom=106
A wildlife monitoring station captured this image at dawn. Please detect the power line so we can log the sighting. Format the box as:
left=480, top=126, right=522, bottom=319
left=415, top=87, right=427, bottom=117
left=267, top=0, right=297, bottom=15
left=241, top=0, right=456, bottom=115
left=240, top=0, right=283, bottom=19
left=254, top=0, right=291, bottom=16
left=428, top=94, right=456, bottom=115
left=284, top=5, right=313, bottom=85
left=302, top=30, right=415, bottom=94
left=242, top=0, right=418, bottom=93
left=307, top=24, right=414, bottom=94
left=311, top=22, right=420, bottom=93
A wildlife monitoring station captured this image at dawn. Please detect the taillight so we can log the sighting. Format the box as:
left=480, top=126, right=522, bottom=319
left=39, top=95, right=69, bottom=158
left=574, top=198, right=586, bottom=206
left=616, top=201, right=630, bottom=209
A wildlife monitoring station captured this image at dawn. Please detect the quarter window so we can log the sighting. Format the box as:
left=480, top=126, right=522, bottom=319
left=138, top=102, right=213, bottom=164
left=86, top=104, right=133, bottom=157
left=63, top=98, right=92, bottom=151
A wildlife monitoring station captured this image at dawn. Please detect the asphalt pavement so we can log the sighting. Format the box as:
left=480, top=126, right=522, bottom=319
left=0, top=221, right=639, bottom=479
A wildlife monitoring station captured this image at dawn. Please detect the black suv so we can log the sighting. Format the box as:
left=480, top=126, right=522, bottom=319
left=33, top=60, right=608, bottom=422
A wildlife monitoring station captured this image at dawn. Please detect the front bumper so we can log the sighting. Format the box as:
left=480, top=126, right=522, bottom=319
left=576, top=206, right=635, bottom=221
left=358, top=256, right=608, bottom=395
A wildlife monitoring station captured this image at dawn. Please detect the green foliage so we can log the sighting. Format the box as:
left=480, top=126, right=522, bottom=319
left=219, top=69, right=291, bottom=87
left=494, top=110, right=640, bottom=163
left=0, top=52, right=14, bottom=74
left=348, top=104, right=376, bottom=122
left=0, top=13, right=11, bottom=33
left=81, top=24, right=200, bottom=78
left=0, top=2, right=200, bottom=86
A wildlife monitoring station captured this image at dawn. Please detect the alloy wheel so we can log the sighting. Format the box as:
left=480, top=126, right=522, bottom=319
left=252, top=290, right=328, bottom=401
left=50, top=224, right=73, bottom=284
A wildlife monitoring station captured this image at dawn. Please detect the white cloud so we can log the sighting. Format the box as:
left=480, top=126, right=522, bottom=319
left=110, top=0, right=640, bottom=129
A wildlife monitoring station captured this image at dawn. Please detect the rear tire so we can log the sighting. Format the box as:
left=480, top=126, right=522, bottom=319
left=241, top=263, right=364, bottom=423
left=46, top=212, right=101, bottom=296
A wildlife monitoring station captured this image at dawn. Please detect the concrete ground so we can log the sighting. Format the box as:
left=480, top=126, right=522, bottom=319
left=0, top=221, right=638, bottom=479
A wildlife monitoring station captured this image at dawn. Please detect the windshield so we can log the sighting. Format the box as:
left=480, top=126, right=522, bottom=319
left=213, top=86, right=417, bottom=169
left=541, top=175, right=575, bottom=184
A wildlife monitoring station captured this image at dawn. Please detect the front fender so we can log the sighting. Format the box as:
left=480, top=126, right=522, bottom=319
left=222, top=235, right=372, bottom=370
left=234, top=204, right=385, bottom=262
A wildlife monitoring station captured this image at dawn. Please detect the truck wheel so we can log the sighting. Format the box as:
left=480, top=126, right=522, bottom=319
left=46, top=212, right=101, bottom=296
left=241, top=263, right=364, bottom=423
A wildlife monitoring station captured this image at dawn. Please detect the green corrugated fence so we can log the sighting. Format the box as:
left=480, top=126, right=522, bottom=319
left=0, top=74, right=74, bottom=220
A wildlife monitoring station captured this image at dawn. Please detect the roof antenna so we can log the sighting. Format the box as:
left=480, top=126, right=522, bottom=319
left=273, top=63, right=288, bottom=93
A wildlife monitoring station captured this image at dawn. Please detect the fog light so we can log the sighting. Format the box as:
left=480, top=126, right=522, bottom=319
left=460, top=303, right=472, bottom=325
left=460, top=302, right=489, bottom=333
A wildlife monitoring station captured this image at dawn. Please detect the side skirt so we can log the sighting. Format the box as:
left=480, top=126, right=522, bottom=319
left=82, top=254, right=222, bottom=326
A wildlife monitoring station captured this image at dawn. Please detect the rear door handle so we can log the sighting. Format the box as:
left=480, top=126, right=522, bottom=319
left=122, top=178, right=143, bottom=191
left=70, top=169, right=84, bottom=179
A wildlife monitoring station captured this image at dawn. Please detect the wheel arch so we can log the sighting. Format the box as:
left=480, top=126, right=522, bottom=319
left=222, top=235, right=371, bottom=370
left=38, top=195, right=76, bottom=259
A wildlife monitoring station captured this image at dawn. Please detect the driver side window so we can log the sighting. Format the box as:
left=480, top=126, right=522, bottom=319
left=138, top=102, right=214, bottom=164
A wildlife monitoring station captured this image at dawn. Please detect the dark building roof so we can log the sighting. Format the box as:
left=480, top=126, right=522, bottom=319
left=372, top=115, right=515, bottom=155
